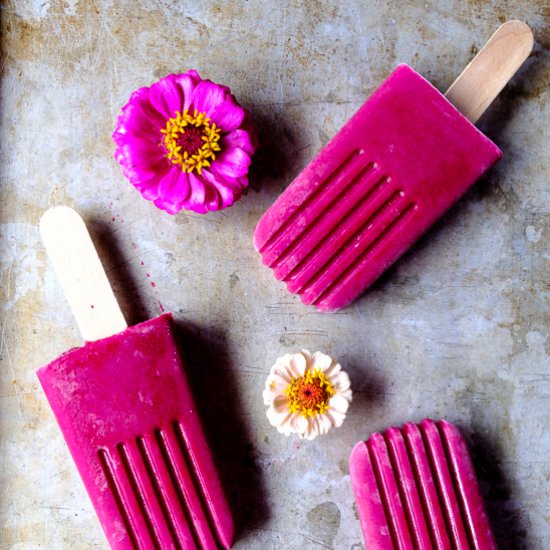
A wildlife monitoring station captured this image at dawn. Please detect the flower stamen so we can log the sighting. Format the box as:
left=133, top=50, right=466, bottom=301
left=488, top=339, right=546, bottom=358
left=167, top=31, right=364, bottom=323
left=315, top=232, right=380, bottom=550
left=285, top=368, right=335, bottom=417
left=161, top=109, right=221, bottom=174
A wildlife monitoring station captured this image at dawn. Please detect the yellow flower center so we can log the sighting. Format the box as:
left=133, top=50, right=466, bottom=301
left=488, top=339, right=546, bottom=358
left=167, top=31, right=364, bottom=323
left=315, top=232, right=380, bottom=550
left=161, top=109, right=221, bottom=174
left=285, top=368, right=334, bottom=417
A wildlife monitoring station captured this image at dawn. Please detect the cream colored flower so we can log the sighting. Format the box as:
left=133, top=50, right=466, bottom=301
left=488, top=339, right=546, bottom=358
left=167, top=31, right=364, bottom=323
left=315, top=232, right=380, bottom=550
left=263, top=350, right=352, bottom=440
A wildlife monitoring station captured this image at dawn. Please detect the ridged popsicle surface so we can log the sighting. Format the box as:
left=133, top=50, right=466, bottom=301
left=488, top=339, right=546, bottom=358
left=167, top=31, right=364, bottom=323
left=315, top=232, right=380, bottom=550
left=349, top=419, right=497, bottom=550
left=38, top=314, right=233, bottom=550
left=254, top=65, right=502, bottom=311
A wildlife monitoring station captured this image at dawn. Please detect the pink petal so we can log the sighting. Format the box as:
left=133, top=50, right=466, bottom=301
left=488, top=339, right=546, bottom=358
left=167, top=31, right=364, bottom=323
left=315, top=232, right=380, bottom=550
left=191, top=80, right=227, bottom=117
left=221, top=129, right=254, bottom=155
left=148, top=74, right=183, bottom=119
left=184, top=172, right=208, bottom=213
left=201, top=169, right=236, bottom=209
left=155, top=168, right=190, bottom=213
left=120, top=158, right=169, bottom=184
left=211, top=147, right=251, bottom=179
left=114, top=138, right=170, bottom=185
left=140, top=179, right=161, bottom=200
left=126, top=87, right=166, bottom=127
left=205, top=187, right=221, bottom=211
left=203, top=168, right=242, bottom=194
left=174, top=71, right=201, bottom=112
left=113, top=103, right=160, bottom=144
left=209, top=95, right=245, bottom=131
left=115, top=138, right=165, bottom=167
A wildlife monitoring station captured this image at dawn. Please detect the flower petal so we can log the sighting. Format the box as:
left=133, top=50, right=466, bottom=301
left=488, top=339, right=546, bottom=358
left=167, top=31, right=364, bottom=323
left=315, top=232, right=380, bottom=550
left=263, top=374, right=289, bottom=405
left=191, top=80, right=227, bottom=117
left=317, top=414, right=333, bottom=435
left=329, top=394, right=351, bottom=415
left=287, top=352, right=307, bottom=378
left=174, top=71, right=201, bottom=112
left=311, top=351, right=333, bottom=372
left=221, top=129, right=255, bottom=155
left=211, top=147, right=251, bottom=179
left=113, top=103, right=160, bottom=143
left=115, top=142, right=168, bottom=182
left=305, top=418, right=322, bottom=440
left=266, top=406, right=291, bottom=430
left=124, top=86, right=167, bottom=127
left=330, top=370, right=351, bottom=392
left=154, top=168, right=190, bottom=214
left=209, top=95, right=245, bottom=131
left=183, top=172, right=208, bottom=213
left=290, top=414, right=308, bottom=435
left=148, top=74, right=184, bottom=119
left=271, top=361, right=293, bottom=383
left=328, top=409, right=347, bottom=428
left=201, top=168, right=240, bottom=210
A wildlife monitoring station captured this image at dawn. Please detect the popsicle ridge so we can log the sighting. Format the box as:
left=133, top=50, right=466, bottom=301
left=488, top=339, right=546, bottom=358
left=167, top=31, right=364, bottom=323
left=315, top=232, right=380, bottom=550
left=402, top=423, right=452, bottom=549
left=367, top=433, right=414, bottom=549
left=98, top=449, right=144, bottom=548
left=271, top=164, right=386, bottom=282
left=97, top=425, right=223, bottom=550
left=314, top=201, right=418, bottom=309
left=277, top=168, right=388, bottom=279
left=299, top=192, right=418, bottom=307
left=384, top=427, right=434, bottom=549
left=87, top=424, right=224, bottom=548
left=257, top=149, right=372, bottom=260
left=350, top=420, right=496, bottom=550
left=420, top=420, right=471, bottom=548
left=438, top=420, right=497, bottom=549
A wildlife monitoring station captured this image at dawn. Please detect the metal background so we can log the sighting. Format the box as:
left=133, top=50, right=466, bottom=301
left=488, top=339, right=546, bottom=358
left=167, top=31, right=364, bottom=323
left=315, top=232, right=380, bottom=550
left=1, top=1, right=549, bottom=548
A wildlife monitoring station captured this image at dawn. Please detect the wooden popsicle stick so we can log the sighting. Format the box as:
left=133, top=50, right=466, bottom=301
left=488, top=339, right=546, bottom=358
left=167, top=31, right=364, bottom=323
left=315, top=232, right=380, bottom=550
left=40, top=206, right=127, bottom=342
left=445, top=20, right=533, bottom=123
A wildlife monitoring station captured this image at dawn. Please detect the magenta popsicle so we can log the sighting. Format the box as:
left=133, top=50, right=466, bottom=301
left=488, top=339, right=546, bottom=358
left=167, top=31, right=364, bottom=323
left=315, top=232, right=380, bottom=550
left=38, top=207, right=233, bottom=549
left=254, top=22, right=532, bottom=311
left=349, top=419, right=497, bottom=550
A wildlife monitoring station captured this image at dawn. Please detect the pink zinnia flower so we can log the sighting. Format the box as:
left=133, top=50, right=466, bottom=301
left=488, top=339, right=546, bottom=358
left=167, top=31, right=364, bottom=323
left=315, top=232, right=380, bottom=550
left=113, top=70, right=256, bottom=214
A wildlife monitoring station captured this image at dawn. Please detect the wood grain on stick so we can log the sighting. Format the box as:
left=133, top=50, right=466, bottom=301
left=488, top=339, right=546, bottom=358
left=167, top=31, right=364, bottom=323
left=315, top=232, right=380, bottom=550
left=445, top=20, right=533, bottom=123
left=40, top=206, right=127, bottom=342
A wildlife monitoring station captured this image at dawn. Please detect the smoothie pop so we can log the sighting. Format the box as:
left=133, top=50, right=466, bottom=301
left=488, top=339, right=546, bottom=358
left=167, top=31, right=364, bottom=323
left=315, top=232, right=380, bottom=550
left=254, top=21, right=533, bottom=311
left=349, top=419, right=497, bottom=550
left=38, top=207, right=233, bottom=549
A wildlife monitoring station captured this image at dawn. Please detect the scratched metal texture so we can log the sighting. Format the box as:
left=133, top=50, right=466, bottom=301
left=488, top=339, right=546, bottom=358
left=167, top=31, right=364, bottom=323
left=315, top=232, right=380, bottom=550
left=1, top=1, right=549, bottom=548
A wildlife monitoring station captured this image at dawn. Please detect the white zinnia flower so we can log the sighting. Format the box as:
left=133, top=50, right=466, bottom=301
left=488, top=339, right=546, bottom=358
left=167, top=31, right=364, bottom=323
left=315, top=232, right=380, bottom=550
left=262, top=350, right=352, bottom=440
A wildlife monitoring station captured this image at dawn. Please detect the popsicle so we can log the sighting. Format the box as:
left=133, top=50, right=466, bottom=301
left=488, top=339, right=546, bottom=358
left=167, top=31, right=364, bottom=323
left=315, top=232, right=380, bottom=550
left=254, top=21, right=533, bottom=311
left=349, top=419, right=496, bottom=550
left=37, top=206, right=233, bottom=549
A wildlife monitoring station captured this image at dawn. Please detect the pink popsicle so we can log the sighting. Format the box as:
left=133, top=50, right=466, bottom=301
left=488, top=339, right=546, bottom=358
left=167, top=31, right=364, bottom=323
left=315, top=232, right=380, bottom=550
left=254, top=22, right=532, bottom=311
left=37, top=208, right=233, bottom=549
left=349, top=419, right=497, bottom=550
left=439, top=420, right=497, bottom=549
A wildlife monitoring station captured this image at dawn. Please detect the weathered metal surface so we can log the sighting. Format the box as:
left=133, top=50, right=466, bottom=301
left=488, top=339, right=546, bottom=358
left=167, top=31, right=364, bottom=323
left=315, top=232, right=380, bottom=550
left=1, top=1, right=549, bottom=548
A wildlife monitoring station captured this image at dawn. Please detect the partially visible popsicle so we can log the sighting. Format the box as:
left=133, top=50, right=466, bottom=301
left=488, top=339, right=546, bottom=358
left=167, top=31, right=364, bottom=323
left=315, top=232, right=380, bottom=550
left=38, top=207, right=233, bottom=549
left=349, top=419, right=496, bottom=550
left=254, top=21, right=533, bottom=311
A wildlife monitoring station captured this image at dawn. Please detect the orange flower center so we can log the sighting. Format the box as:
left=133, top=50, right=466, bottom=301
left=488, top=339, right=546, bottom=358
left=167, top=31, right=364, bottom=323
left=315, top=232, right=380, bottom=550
left=285, top=369, right=334, bottom=417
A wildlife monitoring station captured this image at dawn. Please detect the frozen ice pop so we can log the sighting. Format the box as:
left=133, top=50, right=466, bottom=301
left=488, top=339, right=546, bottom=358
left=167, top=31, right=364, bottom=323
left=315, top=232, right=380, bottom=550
left=254, top=21, right=533, bottom=311
left=38, top=207, right=233, bottom=549
left=349, top=419, right=496, bottom=550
